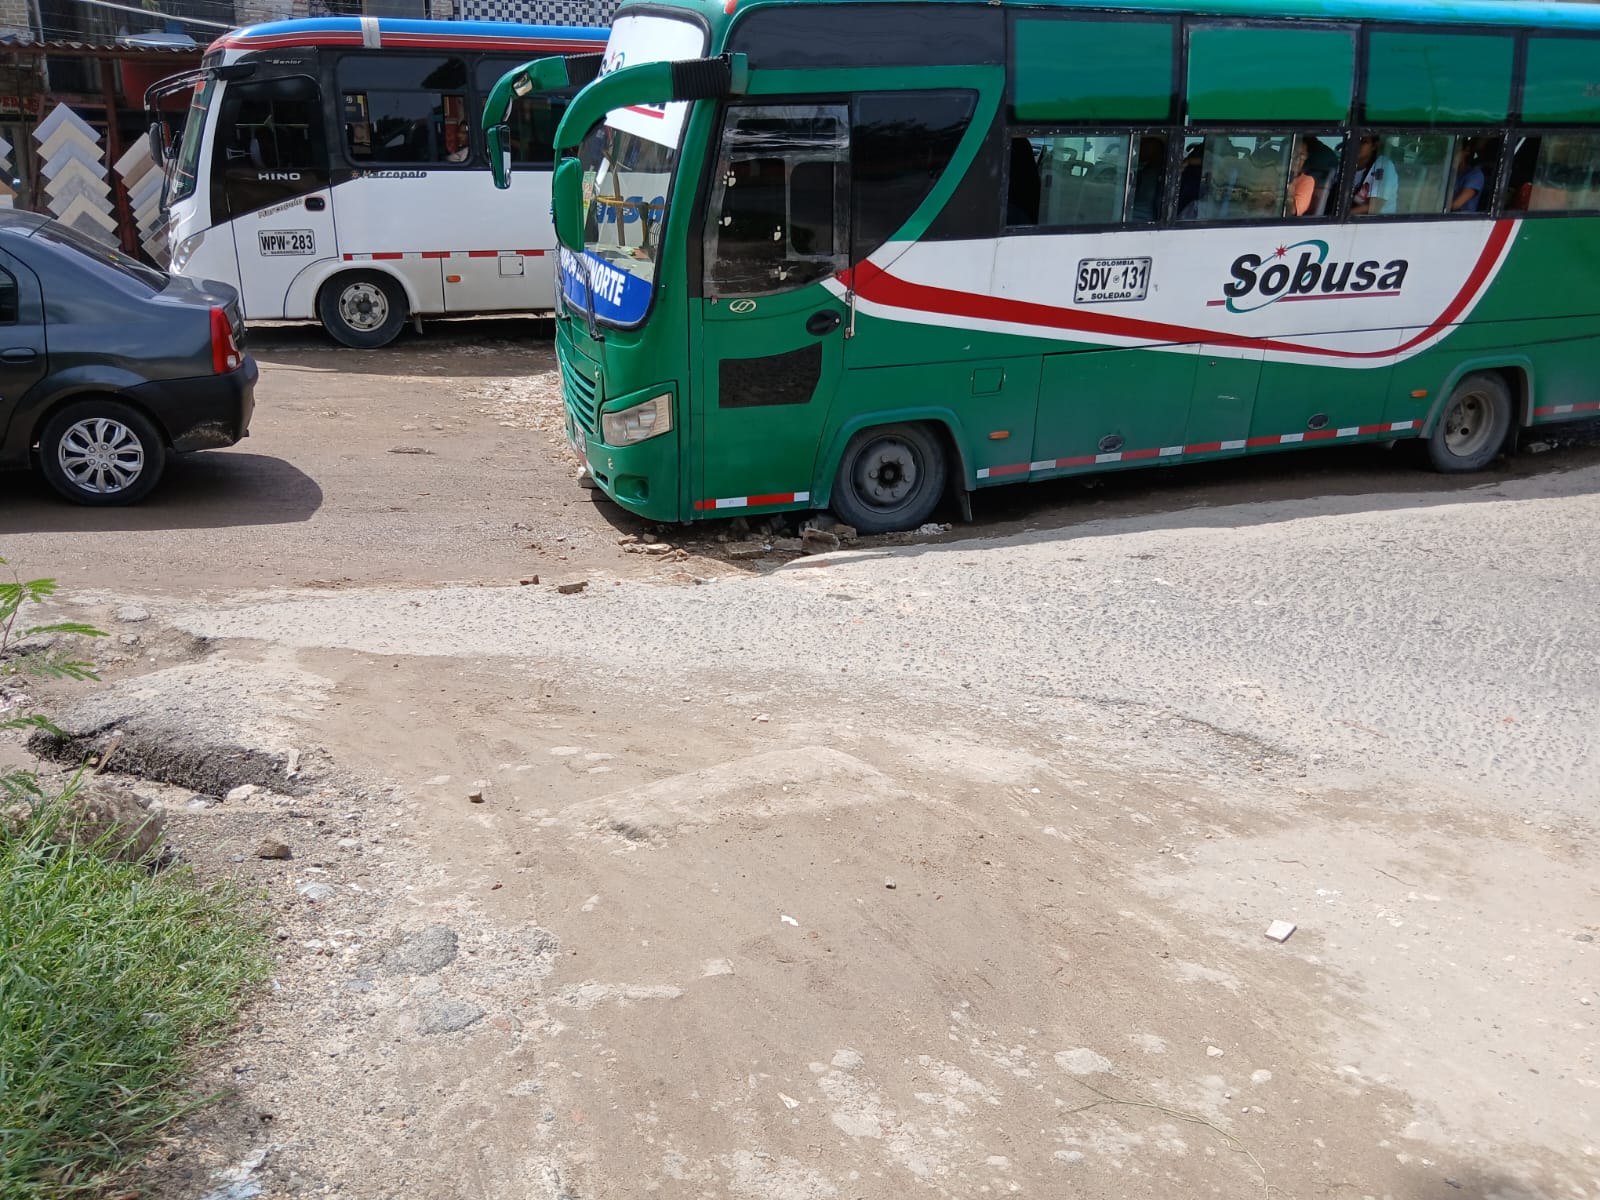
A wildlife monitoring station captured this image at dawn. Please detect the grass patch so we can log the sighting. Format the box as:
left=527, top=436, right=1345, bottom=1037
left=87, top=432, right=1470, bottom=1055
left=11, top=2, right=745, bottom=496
left=0, top=798, right=270, bottom=1198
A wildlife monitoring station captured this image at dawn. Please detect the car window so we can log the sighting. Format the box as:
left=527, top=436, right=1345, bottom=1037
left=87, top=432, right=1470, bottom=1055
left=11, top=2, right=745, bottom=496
left=0, top=268, right=16, bottom=323
left=32, top=223, right=166, bottom=293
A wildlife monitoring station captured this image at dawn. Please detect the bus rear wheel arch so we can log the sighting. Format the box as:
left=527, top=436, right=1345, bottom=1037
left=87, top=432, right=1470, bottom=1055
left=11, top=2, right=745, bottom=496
left=317, top=270, right=408, bottom=349
left=829, top=421, right=949, bottom=535
left=1428, top=371, right=1514, bottom=473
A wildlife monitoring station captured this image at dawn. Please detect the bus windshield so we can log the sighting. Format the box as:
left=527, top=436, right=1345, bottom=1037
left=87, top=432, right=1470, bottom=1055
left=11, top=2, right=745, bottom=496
left=558, top=11, right=706, bottom=327
left=170, top=76, right=214, bottom=204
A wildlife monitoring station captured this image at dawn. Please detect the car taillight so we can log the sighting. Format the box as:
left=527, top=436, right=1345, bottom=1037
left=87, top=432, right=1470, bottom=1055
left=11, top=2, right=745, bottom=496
left=210, top=305, right=240, bottom=374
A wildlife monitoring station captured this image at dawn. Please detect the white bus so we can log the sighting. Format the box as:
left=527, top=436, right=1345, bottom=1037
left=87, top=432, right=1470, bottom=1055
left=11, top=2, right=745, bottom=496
left=148, top=17, right=606, bottom=347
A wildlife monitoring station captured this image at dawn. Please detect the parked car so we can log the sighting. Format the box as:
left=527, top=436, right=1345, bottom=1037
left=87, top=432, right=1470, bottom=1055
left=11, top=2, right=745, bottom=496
left=0, top=211, right=256, bottom=505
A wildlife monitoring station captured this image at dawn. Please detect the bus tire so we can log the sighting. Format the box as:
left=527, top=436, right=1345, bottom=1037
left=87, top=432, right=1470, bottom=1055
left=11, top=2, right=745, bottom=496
left=830, top=422, right=947, bottom=534
left=38, top=397, right=166, bottom=506
left=1428, top=372, right=1513, bottom=473
left=318, top=271, right=407, bottom=349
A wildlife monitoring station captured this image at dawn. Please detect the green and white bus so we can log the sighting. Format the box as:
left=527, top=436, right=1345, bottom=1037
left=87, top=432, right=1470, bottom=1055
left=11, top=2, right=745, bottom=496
left=484, top=0, right=1600, bottom=532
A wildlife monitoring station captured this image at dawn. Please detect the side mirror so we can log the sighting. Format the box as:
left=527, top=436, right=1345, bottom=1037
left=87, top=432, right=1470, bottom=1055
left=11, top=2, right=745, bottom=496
left=487, top=124, right=512, bottom=189
left=551, top=157, right=584, bottom=252
left=148, top=121, right=168, bottom=161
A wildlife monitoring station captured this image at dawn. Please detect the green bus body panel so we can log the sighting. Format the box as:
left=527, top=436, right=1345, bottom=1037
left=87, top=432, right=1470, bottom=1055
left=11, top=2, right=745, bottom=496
left=549, top=0, right=1600, bottom=526
left=1523, top=37, right=1600, bottom=125
left=1012, top=18, right=1174, bottom=123
left=1187, top=26, right=1354, bottom=123
left=1364, top=31, right=1514, bottom=124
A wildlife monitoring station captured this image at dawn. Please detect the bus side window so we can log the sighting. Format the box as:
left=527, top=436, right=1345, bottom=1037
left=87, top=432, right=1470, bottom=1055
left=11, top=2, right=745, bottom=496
left=1008, top=134, right=1130, bottom=228
left=850, top=90, right=975, bottom=262
left=1180, top=134, right=1291, bottom=222
left=339, top=54, right=469, bottom=166
left=704, top=104, right=849, bottom=298
left=1523, top=132, right=1600, bottom=211
left=473, top=59, right=573, bottom=168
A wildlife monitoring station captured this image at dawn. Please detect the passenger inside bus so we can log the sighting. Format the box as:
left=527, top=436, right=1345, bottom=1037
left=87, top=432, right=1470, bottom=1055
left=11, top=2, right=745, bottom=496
left=1130, top=134, right=1167, bottom=221
left=1349, top=134, right=1398, bottom=216
left=1449, top=137, right=1485, bottom=212
left=1006, top=137, right=1041, bottom=225
left=1286, top=137, right=1314, bottom=216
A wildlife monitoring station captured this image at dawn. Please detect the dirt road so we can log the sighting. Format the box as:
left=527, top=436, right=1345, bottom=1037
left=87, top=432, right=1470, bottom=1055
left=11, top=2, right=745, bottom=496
left=2, top=326, right=1596, bottom=1200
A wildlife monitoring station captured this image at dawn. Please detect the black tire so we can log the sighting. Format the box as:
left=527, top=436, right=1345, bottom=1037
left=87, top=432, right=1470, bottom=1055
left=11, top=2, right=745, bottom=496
left=38, top=398, right=166, bottom=506
left=1427, top=371, right=1514, bottom=473
left=830, top=422, right=948, bottom=534
left=317, top=271, right=407, bottom=349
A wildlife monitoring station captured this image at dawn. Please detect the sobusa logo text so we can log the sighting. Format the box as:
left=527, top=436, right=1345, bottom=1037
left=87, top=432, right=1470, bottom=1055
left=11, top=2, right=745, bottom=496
left=1220, top=239, right=1409, bottom=314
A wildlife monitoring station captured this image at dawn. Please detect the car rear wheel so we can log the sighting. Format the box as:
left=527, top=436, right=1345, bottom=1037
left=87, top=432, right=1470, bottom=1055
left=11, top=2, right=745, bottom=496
left=318, top=271, right=407, bottom=349
left=38, top=399, right=166, bottom=506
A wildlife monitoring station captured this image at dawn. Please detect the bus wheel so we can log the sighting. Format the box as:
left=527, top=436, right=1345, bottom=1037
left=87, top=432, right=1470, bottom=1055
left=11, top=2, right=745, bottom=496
left=318, top=271, right=407, bottom=349
left=1428, top=372, right=1513, bottom=473
left=831, top=423, right=947, bottom=534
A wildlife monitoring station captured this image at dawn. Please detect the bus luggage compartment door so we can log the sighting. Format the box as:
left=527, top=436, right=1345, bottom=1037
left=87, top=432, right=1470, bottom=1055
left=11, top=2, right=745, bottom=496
left=214, top=75, right=338, bottom=320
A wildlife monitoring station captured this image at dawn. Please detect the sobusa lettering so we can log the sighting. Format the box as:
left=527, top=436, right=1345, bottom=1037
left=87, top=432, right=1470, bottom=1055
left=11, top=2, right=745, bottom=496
left=1221, top=239, right=1408, bottom=314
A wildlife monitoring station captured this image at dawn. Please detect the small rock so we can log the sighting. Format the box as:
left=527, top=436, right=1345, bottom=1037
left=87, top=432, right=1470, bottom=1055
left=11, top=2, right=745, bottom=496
left=913, top=523, right=950, bottom=537
left=384, top=925, right=458, bottom=976
left=118, top=633, right=141, bottom=647
left=115, top=604, right=150, bottom=623
left=1577, top=933, right=1594, bottom=943
left=336, top=837, right=360, bottom=850
left=884, top=878, right=897, bottom=890
left=1445, top=1179, right=1462, bottom=1190
left=419, top=998, right=485, bottom=1035
left=284, top=749, right=301, bottom=778
left=835, top=524, right=859, bottom=543
left=1526, top=441, right=1551, bottom=453
left=1264, top=920, right=1297, bottom=943
left=1251, top=1069, right=1273, bottom=1084
left=802, top=528, right=841, bottom=555
left=519, top=575, right=540, bottom=586
left=556, top=580, right=588, bottom=595
left=256, top=838, right=293, bottom=861
left=752, top=713, right=770, bottom=723
left=1054, top=1151, right=1085, bottom=1165
left=296, top=881, right=335, bottom=903
left=1206, top=1045, right=1225, bottom=1058
left=387, top=446, right=433, bottom=455
left=468, top=790, right=485, bottom=804
left=725, top=541, right=769, bottom=560
left=226, top=784, right=260, bottom=803
left=1056, top=1048, right=1113, bottom=1076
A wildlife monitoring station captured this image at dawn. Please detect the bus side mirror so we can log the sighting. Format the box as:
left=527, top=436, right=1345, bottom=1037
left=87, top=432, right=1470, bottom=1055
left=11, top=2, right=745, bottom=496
left=488, top=124, right=512, bottom=189
left=552, top=157, right=583, bottom=251
left=148, top=121, right=169, bottom=161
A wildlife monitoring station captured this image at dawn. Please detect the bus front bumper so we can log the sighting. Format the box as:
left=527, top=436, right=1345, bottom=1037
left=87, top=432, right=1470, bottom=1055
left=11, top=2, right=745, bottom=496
left=566, top=407, right=679, bottom=523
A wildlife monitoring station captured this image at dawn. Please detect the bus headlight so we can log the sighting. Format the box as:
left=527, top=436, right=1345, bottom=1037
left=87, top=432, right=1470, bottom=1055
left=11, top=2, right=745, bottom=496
left=171, top=231, right=205, bottom=272
left=602, top=393, right=673, bottom=444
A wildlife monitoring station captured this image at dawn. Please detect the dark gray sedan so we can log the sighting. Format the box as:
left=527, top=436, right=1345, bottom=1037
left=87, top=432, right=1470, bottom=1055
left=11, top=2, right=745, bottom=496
left=0, top=211, right=257, bottom=505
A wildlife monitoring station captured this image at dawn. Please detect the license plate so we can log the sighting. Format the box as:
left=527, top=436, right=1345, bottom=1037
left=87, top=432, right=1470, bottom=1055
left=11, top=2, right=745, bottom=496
left=573, top=426, right=587, bottom=460
left=258, top=229, right=315, bottom=256
left=1075, top=257, right=1151, bottom=304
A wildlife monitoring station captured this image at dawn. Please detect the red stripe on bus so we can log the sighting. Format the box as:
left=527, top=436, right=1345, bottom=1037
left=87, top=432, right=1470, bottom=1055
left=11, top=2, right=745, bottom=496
left=985, top=462, right=1030, bottom=477
left=625, top=105, right=666, bottom=119
left=847, top=220, right=1513, bottom=362
left=468, top=250, right=499, bottom=258
left=1534, top=401, right=1600, bottom=416
left=421, top=251, right=449, bottom=259
left=371, top=252, right=404, bottom=260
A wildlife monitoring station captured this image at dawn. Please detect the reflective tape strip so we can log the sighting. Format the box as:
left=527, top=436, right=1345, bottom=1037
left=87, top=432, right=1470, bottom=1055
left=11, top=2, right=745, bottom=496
left=1534, top=401, right=1600, bottom=417
left=342, top=249, right=549, bottom=262
left=979, top=420, right=1421, bottom=480
left=693, top=492, right=811, bottom=512
left=360, top=15, right=380, bottom=47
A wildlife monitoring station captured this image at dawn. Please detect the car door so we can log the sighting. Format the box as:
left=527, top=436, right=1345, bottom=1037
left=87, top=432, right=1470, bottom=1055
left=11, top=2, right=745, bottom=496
left=0, top=244, right=47, bottom=440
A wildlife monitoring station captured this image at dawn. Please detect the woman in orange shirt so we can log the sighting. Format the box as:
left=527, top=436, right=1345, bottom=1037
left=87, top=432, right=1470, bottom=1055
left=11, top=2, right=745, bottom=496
left=1286, top=138, right=1315, bottom=217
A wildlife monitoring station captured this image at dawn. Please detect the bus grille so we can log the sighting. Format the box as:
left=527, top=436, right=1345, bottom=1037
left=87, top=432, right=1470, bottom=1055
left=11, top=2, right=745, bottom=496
left=558, top=340, right=599, bottom=438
